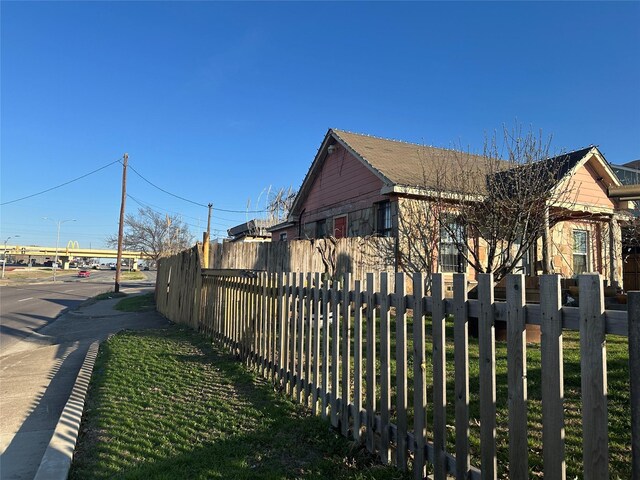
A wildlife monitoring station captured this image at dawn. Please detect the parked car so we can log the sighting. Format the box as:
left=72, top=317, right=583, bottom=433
left=109, top=263, right=116, bottom=270
left=78, top=270, right=91, bottom=278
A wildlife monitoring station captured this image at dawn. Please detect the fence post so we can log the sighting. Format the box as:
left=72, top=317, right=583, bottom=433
left=579, top=274, right=608, bottom=480
left=629, top=291, right=640, bottom=480
left=432, top=273, right=447, bottom=479
left=395, top=273, right=408, bottom=470
left=413, top=272, right=426, bottom=480
left=540, top=274, right=566, bottom=479
left=506, top=274, right=528, bottom=478
left=478, top=273, right=497, bottom=479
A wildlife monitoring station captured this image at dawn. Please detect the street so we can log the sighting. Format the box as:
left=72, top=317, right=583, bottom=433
left=0, top=271, right=156, bottom=354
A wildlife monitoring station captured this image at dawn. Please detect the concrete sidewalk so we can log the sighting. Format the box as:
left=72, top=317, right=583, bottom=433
left=0, top=287, right=170, bottom=480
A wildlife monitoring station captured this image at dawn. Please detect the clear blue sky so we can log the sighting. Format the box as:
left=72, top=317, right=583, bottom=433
left=2, top=1, right=639, bottom=249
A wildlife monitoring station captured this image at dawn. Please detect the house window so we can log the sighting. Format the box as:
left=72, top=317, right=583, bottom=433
left=439, top=217, right=466, bottom=273
left=377, top=201, right=392, bottom=237
left=573, top=229, right=589, bottom=274
left=279, top=232, right=288, bottom=241
left=316, top=219, right=327, bottom=238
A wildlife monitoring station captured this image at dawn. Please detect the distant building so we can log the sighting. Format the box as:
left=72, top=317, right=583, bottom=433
left=226, top=219, right=273, bottom=243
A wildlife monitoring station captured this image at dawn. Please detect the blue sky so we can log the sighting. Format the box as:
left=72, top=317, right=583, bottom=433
left=2, top=1, right=639, bottom=249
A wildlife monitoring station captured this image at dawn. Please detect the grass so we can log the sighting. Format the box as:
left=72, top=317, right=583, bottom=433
left=0, top=268, right=78, bottom=281
left=70, top=325, right=410, bottom=480
left=115, top=293, right=155, bottom=312
left=121, top=271, right=146, bottom=280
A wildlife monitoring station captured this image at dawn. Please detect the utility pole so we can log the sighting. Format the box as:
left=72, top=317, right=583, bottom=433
left=115, top=153, right=128, bottom=293
left=203, top=203, right=212, bottom=269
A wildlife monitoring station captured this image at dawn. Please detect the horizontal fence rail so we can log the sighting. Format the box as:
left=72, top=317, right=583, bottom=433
left=156, top=253, right=638, bottom=479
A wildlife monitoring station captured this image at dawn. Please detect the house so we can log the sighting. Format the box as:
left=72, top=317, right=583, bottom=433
left=270, top=128, right=630, bottom=288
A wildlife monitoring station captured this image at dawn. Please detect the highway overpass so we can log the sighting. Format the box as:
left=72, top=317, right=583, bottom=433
left=2, top=243, right=152, bottom=270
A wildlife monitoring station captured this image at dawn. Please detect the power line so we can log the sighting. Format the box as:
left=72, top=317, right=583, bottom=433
left=125, top=159, right=268, bottom=213
left=127, top=194, right=221, bottom=233
left=1, top=157, right=123, bottom=206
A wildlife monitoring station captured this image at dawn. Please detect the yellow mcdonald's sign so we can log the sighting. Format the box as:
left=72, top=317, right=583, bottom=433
left=66, top=240, right=79, bottom=252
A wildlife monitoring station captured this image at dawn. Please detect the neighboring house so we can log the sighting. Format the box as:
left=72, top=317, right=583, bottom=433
left=227, top=219, right=272, bottom=243
left=270, top=128, right=631, bottom=287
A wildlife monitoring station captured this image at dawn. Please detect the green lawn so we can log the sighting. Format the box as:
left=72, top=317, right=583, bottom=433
left=114, top=292, right=155, bottom=311
left=70, top=325, right=411, bottom=480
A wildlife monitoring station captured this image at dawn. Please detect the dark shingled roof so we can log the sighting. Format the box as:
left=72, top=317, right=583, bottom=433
left=331, top=130, right=595, bottom=195
left=332, top=129, right=494, bottom=191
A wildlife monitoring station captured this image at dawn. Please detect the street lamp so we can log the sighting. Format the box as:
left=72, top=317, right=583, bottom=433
left=2, top=235, right=20, bottom=279
left=43, top=218, right=76, bottom=281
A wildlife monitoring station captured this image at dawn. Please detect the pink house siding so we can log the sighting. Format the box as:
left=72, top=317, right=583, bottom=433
left=573, top=162, right=616, bottom=209
left=300, top=143, right=387, bottom=224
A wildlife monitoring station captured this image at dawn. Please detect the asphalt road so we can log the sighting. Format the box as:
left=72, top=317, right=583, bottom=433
left=0, top=270, right=157, bottom=355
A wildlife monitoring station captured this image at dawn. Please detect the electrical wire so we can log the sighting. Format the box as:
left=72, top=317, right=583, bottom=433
left=125, top=159, right=268, bottom=213
left=1, top=157, right=123, bottom=206
left=127, top=194, right=221, bottom=233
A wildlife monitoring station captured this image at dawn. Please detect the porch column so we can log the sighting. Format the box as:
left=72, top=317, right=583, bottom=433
left=542, top=205, right=552, bottom=274
left=609, top=216, right=618, bottom=288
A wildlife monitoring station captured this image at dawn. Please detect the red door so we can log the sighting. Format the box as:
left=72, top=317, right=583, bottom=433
left=334, top=216, right=347, bottom=238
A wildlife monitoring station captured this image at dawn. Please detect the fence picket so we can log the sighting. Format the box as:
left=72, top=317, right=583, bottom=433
left=305, top=272, right=313, bottom=404
left=628, top=291, right=640, bottom=479
left=353, top=279, right=364, bottom=443
left=322, top=278, right=330, bottom=419
left=380, top=272, right=391, bottom=464
left=413, top=272, right=426, bottom=480
left=278, top=272, right=287, bottom=385
left=579, top=274, right=608, bottom=480
left=506, top=274, right=528, bottom=478
left=395, top=273, right=408, bottom=470
left=296, top=273, right=305, bottom=403
left=432, top=273, right=447, bottom=479
left=453, top=273, right=470, bottom=479
left=312, top=272, right=321, bottom=415
left=289, top=273, right=297, bottom=398
left=366, top=273, right=377, bottom=454
left=341, top=272, right=352, bottom=437
left=478, top=273, right=497, bottom=479
left=331, top=279, right=341, bottom=429
left=540, top=274, right=566, bottom=479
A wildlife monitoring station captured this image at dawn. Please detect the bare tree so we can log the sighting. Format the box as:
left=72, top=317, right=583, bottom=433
left=431, top=125, right=575, bottom=282
left=107, top=207, right=194, bottom=262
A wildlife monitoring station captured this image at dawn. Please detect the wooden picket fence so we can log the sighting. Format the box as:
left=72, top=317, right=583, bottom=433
left=156, top=249, right=639, bottom=480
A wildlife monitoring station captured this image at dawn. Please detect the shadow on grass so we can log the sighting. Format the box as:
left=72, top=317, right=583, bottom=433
left=70, top=326, right=406, bottom=480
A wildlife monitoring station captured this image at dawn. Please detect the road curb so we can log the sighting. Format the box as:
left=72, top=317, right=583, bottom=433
left=33, top=340, right=100, bottom=480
